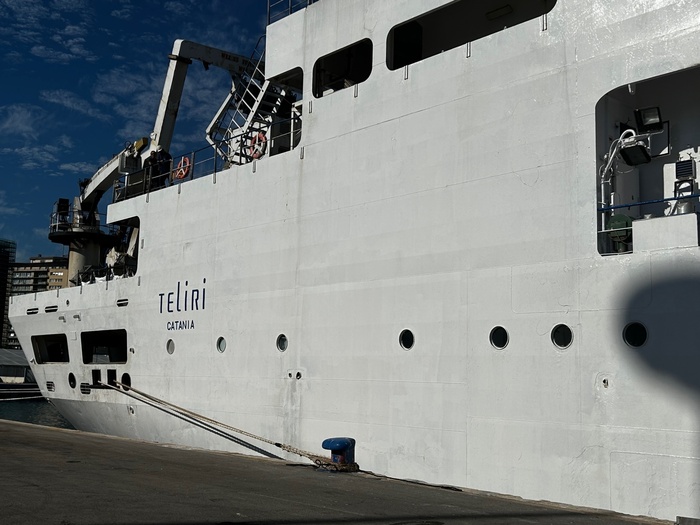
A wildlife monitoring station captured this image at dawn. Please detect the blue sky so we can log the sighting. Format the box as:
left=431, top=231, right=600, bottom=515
left=0, top=0, right=268, bottom=261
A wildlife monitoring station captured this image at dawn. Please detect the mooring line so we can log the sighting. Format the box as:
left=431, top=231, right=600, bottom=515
left=0, top=395, right=44, bottom=402
left=100, top=381, right=329, bottom=465
left=98, top=381, right=281, bottom=459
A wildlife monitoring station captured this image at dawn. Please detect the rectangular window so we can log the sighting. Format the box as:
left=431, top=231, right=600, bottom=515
left=31, top=334, right=70, bottom=363
left=81, top=329, right=128, bottom=364
left=386, top=0, right=557, bottom=70
left=313, top=39, right=373, bottom=98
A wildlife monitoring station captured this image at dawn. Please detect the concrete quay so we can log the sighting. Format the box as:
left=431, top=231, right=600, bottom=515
left=0, top=419, right=669, bottom=525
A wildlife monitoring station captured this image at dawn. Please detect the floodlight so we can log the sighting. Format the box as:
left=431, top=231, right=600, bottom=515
left=619, top=138, right=651, bottom=165
left=634, top=107, right=663, bottom=134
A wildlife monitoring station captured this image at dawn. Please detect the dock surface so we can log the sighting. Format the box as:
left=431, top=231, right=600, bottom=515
left=0, top=419, right=667, bottom=525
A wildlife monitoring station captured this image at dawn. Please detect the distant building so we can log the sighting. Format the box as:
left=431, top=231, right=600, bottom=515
left=0, top=239, right=17, bottom=349
left=5, top=255, right=69, bottom=349
left=11, top=255, right=69, bottom=295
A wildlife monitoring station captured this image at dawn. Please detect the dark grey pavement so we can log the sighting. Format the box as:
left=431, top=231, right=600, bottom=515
left=0, top=419, right=669, bottom=525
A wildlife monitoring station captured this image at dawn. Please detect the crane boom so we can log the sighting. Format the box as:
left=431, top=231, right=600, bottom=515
left=80, top=39, right=253, bottom=208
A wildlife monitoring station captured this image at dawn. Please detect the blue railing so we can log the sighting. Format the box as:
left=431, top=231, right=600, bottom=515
left=597, top=193, right=700, bottom=213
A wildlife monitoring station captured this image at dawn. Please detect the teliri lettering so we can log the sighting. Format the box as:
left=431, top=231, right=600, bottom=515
left=159, top=278, right=207, bottom=314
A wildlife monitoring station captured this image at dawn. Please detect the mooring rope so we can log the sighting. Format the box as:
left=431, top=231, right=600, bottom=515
left=0, top=395, right=44, bottom=402
left=101, top=380, right=331, bottom=466
left=98, top=380, right=280, bottom=458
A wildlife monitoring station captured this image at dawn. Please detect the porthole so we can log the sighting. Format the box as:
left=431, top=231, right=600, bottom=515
left=623, top=322, right=647, bottom=347
left=490, top=326, right=509, bottom=349
left=551, top=324, right=573, bottom=349
left=216, top=336, right=227, bottom=353
left=166, top=339, right=175, bottom=354
left=121, top=373, right=131, bottom=389
left=276, top=334, right=288, bottom=352
left=68, top=373, right=76, bottom=389
left=399, top=329, right=415, bottom=350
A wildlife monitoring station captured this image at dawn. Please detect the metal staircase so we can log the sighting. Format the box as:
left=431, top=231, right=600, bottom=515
left=206, top=36, right=290, bottom=166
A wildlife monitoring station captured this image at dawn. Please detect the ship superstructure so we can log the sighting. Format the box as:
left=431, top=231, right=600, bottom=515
left=9, top=0, right=700, bottom=520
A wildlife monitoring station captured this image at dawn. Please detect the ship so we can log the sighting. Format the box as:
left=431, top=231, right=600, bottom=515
left=8, top=0, right=700, bottom=521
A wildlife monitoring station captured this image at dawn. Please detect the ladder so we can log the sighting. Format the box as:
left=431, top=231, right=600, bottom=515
left=206, top=36, right=289, bottom=166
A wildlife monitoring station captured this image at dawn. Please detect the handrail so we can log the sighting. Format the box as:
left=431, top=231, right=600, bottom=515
left=49, top=206, right=117, bottom=238
left=597, top=193, right=700, bottom=256
left=267, top=0, right=319, bottom=25
left=112, top=115, right=302, bottom=204
left=597, top=193, right=700, bottom=213
left=207, top=35, right=267, bottom=162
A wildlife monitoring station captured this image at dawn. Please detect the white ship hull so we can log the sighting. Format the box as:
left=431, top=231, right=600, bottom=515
left=9, top=0, right=700, bottom=520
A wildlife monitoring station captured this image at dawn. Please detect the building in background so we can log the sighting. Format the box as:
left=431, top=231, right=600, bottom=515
left=4, top=255, right=68, bottom=349
left=0, top=239, right=17, bottom=349
left=11, top=256, right=69, bottom=295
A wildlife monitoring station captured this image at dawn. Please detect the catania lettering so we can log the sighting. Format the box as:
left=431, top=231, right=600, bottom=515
left=167, top=320, right=195, bottom=331
left=159, top=278, right=207, bottom=314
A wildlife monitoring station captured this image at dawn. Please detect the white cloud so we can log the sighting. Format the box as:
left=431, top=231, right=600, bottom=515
left=163, top=1, right=190, bottom=17
left=31, top=35, right=96, bottom=63
left=0, top=0, right=94, bottom=63
left=50, top=0, right=91, bottom=14
left=2, top=139, right=90, bottom=175
left=30, top=45, right=79, bottom=63
left=59, top=161, right=95, bottom=174
left=61, top=24, right=86, bottom=36
left=50, top=34, right=96, bottom=61
left=0, top=145, right=60, bottom=170
left=110, top=8, right=132, bottom=19
left=0, top=25, right=42, bottom=46
left=0, top=0, right=53, bottom=26
left=110, top=0, right=134, bottom=20
left=0, top=190, right=22, bottom=216
left=56, top=135, right=74, bottom=149
left=4, top=50, right=23, bottom=62
left=91, top=65, right=163, bottom=139
left=40, top=89, right=111, bottom=122
left=0, top=104, right=43, bottom=140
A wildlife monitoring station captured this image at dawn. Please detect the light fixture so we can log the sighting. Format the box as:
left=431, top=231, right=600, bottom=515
left=619, top=138, right=651, bottom=165
left=634, top=107, right=663, bottom=134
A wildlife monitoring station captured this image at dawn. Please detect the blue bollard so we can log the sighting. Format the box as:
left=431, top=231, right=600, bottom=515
left=321, top=437, right=356, bottom=466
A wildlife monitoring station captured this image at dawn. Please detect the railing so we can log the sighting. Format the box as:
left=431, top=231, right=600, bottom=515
left=597, top=193, right=700, bottom=255
left=49, top=204, right=118, bottom=239
left=112, top=142, right=224, bottom=203
left=112, top=116, right=302, bottom=204
left=210, top=35, right=269, bottom=164
left=76, top=262, right=135, bottom=285
left=597, top=193, right=700, bottom=213
left=267, top=0, right=319, bottom=25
